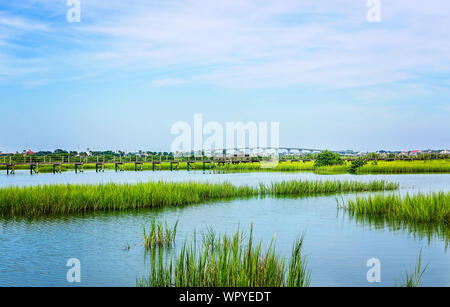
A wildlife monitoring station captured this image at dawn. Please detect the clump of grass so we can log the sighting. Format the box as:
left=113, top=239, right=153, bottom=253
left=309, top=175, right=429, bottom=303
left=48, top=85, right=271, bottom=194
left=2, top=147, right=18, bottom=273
left=144, top=220, right=179, bottom=249
left=343, top=192, right=450, bottom=225
left=396, top=250, right=428, bottom=287
left=358, top=160, right=450, bottom=174
left=216, top=161, right=317, bottom=172
left=137, top=225, right=311, bottom=287
left=265, top=179, right=398, bottom=196
left=0, top=179, right=398, bottom=217
left=0, top=181, right=257, bottom=217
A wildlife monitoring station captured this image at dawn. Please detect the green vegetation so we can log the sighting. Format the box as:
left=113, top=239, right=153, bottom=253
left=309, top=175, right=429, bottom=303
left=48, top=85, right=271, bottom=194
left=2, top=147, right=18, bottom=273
left=137, top=225, right=311, bottom=287
left=358, top=160, right=450, bottom=174
left=396, top=250, right=428, bottom=287
left=263, top=179, right=397, bottom=196
left=314, top=150, right=343, bottom=167
left=348, top=158, right=368, bottom=174
left=144, top=220, right=179, bottom=249
left=2, top=159, right=449, bottom=174
left=0, top=179, right=398, bottom=217
left=211, top=161, right=316, bottom=172
left=343, top=192, right=450, bottom=225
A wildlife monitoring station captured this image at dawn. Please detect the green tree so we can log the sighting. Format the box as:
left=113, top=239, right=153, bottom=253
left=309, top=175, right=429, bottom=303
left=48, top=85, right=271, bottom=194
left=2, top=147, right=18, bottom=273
left=314, top=150, right=343, bottom=167
left=348, top=158, right=367, bottom=174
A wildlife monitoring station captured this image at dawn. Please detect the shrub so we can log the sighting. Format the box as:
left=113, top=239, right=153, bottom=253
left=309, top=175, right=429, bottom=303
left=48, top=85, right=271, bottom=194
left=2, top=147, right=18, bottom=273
left=314, top=150, right=343, bottom=167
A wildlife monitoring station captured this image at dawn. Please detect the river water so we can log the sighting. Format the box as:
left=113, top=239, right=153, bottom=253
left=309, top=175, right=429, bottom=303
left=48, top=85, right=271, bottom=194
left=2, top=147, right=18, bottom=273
left=0, top=170, right=449, bottom=286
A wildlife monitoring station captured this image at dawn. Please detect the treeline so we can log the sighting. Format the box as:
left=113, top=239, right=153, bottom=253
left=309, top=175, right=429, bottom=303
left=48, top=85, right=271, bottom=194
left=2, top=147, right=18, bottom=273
left=0, top=150, right=175, bottom=157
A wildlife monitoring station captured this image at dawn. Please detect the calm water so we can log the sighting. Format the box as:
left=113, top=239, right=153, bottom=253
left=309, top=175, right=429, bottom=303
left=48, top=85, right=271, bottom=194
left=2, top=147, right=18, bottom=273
left=0, top=170, right=449, bottom=286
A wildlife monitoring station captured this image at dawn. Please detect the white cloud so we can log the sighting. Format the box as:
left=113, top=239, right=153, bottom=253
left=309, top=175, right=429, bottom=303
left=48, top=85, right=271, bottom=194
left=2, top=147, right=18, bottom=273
left=76, top=0, right=450, bottom=88
left=24, top=79, right=48, bottom=87
left=0, top=13, right=49, bottom=32
left=2, top=0, right=450, bottom=89
left=150, top=78, right=187, bottom=87
left=439, top=105, right=450, bottom=112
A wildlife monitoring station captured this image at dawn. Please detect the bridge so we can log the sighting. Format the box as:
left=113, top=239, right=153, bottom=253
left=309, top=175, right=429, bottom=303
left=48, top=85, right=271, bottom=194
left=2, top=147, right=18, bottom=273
left=0, top=152, right=315, bottom=175
left=200, top=147, right=325, bottom=154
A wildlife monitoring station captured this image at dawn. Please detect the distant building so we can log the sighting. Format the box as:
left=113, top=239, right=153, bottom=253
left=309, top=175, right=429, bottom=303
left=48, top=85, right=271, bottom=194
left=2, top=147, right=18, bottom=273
left=23, top=149, right=35, bottom=155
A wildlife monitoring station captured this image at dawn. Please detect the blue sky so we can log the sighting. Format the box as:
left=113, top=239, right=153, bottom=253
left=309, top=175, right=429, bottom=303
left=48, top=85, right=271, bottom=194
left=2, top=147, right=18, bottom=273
left=0, top=0, right=449, bottom=153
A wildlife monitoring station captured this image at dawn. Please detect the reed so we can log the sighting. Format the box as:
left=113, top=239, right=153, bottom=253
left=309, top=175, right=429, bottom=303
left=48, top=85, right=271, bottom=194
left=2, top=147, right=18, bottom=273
left=358, top=160, right=450, bottom=174
left=396, top=250, right=428, bottom=287
left=0, top=179, right=398, bottom=217
left=343, top=192, right=450, bottom=225
left=203, top=160, right=450, bottom=173
left=137, top=225, right=311, bottom=287
left=144, top=220, right=179, bottom=249
left=265, top=179, right=398, bottom=196
left=210, top=160, right=450, bottom=174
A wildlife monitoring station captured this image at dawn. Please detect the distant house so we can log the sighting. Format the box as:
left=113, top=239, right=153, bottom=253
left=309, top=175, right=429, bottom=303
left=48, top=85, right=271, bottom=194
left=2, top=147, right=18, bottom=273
left=409, top=150, right=421, bottom=156
left=23, top=150, right=35, bottom=155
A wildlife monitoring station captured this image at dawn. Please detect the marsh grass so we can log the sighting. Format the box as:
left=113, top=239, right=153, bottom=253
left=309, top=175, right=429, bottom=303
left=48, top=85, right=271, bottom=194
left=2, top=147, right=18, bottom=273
left=396, top=250, right=428, bottom=287
left=144, top=220, right=179, bottom=249
left=0, top=179, right=398, bottom=217
left=358, top=160, right=450, bottom=174
left=343, top=192, right=450, bottom=225
left=265, top=180, right=398, bottom=196
left=137, top=225, right=311, bottom=287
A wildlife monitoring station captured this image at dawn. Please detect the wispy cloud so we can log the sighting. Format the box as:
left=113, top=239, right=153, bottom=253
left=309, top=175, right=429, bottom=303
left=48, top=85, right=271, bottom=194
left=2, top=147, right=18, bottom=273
left=150, top=78, right=187, bottom=87
left=0, top=13, right=49, bottom=32
left=24, top=78, right=48, bottom=87
left=2, top=0, right=450, bottom=90
left=1, top=1, right=449, bottom=151
left=439, top=105, right=450, bottom=112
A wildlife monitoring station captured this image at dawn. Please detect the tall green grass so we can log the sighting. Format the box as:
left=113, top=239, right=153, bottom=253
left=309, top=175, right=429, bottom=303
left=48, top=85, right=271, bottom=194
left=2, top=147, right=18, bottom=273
left=343, top=192, right=450, bottom=225
left=358, top=160, right=450, bottom=174
left=137, top=225, right=311, bottom=287
left=0, top=179, right=398, bottom=217
left=396, top=250, right=428, bottom=287
left=144, top=220, right=179, bottom=249
left=264, top=180, right=397, bottom=196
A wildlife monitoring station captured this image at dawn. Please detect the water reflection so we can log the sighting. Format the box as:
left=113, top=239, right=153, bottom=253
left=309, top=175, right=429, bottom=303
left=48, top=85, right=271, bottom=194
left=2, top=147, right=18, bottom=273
left=345, top=210, right=450, bottom=250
